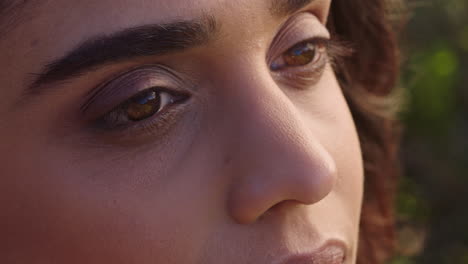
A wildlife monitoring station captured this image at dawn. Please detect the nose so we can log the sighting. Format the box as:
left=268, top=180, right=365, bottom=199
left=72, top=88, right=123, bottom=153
left=224, top=74, right=338, bottom=225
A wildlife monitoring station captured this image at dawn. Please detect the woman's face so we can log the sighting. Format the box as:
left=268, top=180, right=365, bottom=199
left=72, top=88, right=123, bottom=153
left=0, top=0, right=363, bottom=263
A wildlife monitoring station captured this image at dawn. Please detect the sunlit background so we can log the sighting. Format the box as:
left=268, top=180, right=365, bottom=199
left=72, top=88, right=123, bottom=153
left=390, top=0, right=468, bottom=263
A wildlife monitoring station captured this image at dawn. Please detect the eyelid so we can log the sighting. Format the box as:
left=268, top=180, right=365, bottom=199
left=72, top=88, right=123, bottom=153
left=267, top=12, right=330, bottom=66
left=80, top=65, right=190, bottom=121
left=89, top=96, right=190, bottom=146
left=96, top=87, right=189, bottom=129
left=270, top=37, right=329, bottom=71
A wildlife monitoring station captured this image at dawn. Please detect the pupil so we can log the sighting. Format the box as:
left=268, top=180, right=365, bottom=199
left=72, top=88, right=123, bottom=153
left=284, top=42, right=316, bottom=66
left=126, top=90, right=161, bottom=121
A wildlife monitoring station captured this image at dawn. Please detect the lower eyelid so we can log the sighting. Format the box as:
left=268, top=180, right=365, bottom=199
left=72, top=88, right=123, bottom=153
left=273, top=51, right=329, bottom=88
left=90, top=95, right=191, bottom=146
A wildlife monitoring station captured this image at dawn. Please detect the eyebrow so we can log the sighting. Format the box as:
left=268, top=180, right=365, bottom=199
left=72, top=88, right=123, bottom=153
left=26, top=16, right=218, bottom=95
left=24, top=0, right=314, bottom=96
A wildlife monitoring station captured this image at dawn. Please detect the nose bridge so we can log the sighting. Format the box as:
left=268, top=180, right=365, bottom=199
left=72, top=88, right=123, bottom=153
left=223, top=70, right=338, bottom=225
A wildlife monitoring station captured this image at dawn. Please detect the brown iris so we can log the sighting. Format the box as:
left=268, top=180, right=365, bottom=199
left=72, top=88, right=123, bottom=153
left=283, top=41, right=324, bottom=67
left=126, top=89, right=161, bottom=121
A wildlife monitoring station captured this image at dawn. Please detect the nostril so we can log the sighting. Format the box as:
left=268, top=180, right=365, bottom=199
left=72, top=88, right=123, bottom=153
left=267, top=200, right=303, bottom=213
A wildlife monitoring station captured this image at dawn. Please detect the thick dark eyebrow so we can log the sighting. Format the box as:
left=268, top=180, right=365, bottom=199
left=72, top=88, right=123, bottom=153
left=270, top=0, right=316, bottom=18
left=23, top=0, right=311, bottom=96
left=26, top=16, right=218, bottom=95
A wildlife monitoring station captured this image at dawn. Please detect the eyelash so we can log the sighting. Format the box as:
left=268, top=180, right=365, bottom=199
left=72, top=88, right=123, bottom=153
left=90, top=37, right=347, bottom=141
left=92, top=87, right=190, bottom=141
left=270, top=37, right=345, bottom=88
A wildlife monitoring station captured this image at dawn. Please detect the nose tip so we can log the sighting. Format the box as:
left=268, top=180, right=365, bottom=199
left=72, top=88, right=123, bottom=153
left=288, top=151, right=338, bottom=205
left=228, top=151, right=338, bottom=224
left=226, top=115, right=339, bottom=224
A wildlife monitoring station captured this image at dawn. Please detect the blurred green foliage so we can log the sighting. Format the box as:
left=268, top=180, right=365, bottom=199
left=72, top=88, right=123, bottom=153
left=389, top=0, right=468, bottom=263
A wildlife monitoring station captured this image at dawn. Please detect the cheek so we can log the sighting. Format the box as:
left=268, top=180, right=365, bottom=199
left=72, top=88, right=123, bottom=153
left=0, top=94, right=227, bottom=263
left=0, top=137, right=207, bottom=263
left=297, top=68, right=364, bottom=220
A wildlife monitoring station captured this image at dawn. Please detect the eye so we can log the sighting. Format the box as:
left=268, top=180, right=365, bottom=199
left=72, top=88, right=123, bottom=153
left=97, top=87, right=188, bottom=130
left=270, top=38, right=329, bottom=71
left=127, top=89, right=163, bottom=121
left=283, top=40, right=326, bottom=67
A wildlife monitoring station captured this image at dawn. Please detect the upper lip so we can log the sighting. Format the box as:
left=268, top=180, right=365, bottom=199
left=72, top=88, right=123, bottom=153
left=275, top=239, right=347, bottom=264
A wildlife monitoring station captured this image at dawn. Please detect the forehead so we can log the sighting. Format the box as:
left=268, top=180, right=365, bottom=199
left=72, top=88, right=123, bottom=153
left=0, top=0, right=270, bottom=71
left=6, top=0, right=268, bottom=24
left=2, top=0, right=324, bottom=32
left=2, top=0, right=273, bottom=45
left=0, top=0, right=330, bottom=54
left=0, top=0, right=324, bottom=64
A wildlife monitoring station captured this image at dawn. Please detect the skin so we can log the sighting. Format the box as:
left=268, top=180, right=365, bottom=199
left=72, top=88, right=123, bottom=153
left=0, top=0, right=364, bottom=263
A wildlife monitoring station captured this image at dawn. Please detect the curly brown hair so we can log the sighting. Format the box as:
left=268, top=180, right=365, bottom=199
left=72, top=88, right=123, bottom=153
left=327, top=0, right=403, bottom=263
